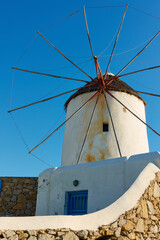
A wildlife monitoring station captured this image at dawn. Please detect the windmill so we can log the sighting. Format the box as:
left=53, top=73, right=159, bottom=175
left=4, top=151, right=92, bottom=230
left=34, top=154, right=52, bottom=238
left=8, top=4, right=160, bottom=166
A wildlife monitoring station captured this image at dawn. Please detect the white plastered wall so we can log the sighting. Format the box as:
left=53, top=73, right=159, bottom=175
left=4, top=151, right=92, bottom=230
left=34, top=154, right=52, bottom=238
left=61, top=91, right=149, bottom=166
left=0, top=161, right=159, bottom=231
left=36, top=152, right=160, bottom=216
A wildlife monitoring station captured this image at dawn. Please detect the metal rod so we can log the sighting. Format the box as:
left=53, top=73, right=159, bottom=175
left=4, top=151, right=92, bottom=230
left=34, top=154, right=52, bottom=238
left=12, top=67, right=90, bottom=83
left=118, top=65, right=160, bottom=78
left=116, top=31, right=160, bottom=76
left=102, top=88, right=122, bottom=157
left=37, top=31, right=94, bottom=81
left=105, top=89, right=160, bottom=136
left=83, top=5, right=94, bottom=58
left=104, top=4, right=128, bottom=78
left=8, top=82, right=97, bottom=113
left=29, top=90, right=99, bottom=154
left=77, top=90, right=100, bottom=164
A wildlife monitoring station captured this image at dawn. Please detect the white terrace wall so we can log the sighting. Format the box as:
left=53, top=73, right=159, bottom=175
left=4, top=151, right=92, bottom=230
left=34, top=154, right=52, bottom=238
left=36, top=152, right=160, bottom=216
left=0, top=162, right=159, bottom=231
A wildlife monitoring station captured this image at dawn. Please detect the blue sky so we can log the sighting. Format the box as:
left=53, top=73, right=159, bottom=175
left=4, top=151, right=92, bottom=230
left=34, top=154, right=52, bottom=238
left=0, top=0, right=160, bottom=176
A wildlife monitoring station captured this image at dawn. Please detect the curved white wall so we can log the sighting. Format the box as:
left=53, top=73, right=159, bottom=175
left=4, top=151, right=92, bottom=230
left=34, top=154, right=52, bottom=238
left=0, top=162, right=159, bottom=231
left=61, top=91, right=149, bottom=166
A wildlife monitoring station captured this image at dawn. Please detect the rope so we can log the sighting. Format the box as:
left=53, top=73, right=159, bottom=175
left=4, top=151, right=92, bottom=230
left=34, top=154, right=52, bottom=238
left=99, top=36, right=155, bottom=58
left=14, top=34, right=38, bottom=67
left=9, top=112, right=53, bottom=167
left=9, top=113, right=30, bottom=151
left=86, top=5, right=126, bottom=9
left=126, top=76, right=160, bottom=95
left=41, top=9, right=80, bottom=31
left=86, top=5, right=160, bottom=21
left=10, top=70, right=14, bottom=109
left=97, top=26, right=118, bottom=58
left=36, top=58, right=93, bottom=71
left=40, top=112, right=64, bottom=142
left=116, top=31, right=160, bottom=76
left=129, top=5, right=160, bottom=21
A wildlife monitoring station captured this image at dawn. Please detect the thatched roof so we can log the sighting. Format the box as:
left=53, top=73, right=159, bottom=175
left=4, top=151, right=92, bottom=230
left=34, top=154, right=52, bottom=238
left=65, top=74, right=146, bottom=109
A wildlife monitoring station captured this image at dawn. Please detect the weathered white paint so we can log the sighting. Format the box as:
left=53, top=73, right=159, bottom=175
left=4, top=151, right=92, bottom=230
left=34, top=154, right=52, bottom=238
left=36, top=152, right=160, bottom=216
left=0, top=162, right=159, bottom=231
left=61, top=91, right=149, bottom=166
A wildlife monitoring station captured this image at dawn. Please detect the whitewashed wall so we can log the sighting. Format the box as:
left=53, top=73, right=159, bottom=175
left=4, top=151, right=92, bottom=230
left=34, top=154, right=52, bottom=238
left=0, top=162, right=159, bottom=231
left=36, top=152, right=160, bottom=216
left=61, top=91, right=149, bottom=166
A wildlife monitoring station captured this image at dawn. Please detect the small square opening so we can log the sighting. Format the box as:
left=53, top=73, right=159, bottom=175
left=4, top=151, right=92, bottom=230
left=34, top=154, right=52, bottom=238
left=103, top=123, right=108, bottom=132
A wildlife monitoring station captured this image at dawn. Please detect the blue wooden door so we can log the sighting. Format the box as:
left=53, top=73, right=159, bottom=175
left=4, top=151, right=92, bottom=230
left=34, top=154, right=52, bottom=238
left=67, top=191, right=88, bottom=215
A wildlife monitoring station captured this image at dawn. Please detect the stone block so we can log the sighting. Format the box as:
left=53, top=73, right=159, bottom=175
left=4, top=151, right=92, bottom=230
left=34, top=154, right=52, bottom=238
left=38, top=233, right=55, bottom=239
left=153, top=182, right=160, bottom=198
left=77, top=230, right=88, bottom=238
left=62, top=232, right=79, bottom=240
left=123, top=220, right=135, bottom=231
left=147, top=201, right=155, bottom=215
left=18, top=232, right=29, bottom=239
left=115, top=227, right=121, bottom=237
left=140, top=200, right=148, bottom=219
left=4, top=230, right=16, bottom=238
left=135, top=219, right=144, bottom=233
left=29, top=195, right=37, bottom=200
left=13, top=203, right=24, bottom=210
left=17, top=194, right=26, bottom=205
left=118, top=219, right=126, bottom=227
left=28, top=237, right=37, bottom=240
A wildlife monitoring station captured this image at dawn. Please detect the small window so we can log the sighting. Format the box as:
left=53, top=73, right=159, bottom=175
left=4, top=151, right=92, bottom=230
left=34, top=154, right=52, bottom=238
left=103, top=123, right=109, bottom=132
left=0, top=180, right=2, bottom=195
left=67, top=191, right=88, bottom=215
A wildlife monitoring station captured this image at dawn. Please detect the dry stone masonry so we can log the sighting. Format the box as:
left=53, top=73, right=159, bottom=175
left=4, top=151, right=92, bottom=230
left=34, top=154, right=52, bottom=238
left=0, top=177, right=38, bottom=216
left=1, top=172, right=160, bottom=239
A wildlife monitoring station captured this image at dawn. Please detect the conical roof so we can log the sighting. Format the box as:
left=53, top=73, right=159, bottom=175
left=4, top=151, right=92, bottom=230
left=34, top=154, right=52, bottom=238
left=65, top=74, right=146, bottom=109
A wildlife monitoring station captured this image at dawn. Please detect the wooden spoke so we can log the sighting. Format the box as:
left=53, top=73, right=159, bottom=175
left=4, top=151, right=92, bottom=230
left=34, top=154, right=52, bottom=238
left=136, top=91, right=160, bottom=97
left=105, top=89, right=160, bottom=136
left=83, top=5, right=94, bottom=59
left=103, top=85, right=160, bottom=97
left=8, top=82, right=97, bottom=113
left=12, top=67, right=90, bottom=83
left=37, top=31, right=94, bottom=81
left=29, top=90, right=100, bottom=154
left=116, top=31, right=160, bottom=76
left=104, top=4, right=128, bottom=78
left=105, top=31, right=160, bottom=87
left=118, top=65, right=160, bottom=78
left=77, top=90, right=101, bottom=164
left=102, top=88, right=122, bottom=157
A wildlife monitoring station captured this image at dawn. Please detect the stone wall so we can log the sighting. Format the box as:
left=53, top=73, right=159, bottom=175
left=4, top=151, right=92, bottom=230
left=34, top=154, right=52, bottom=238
left=0, top=172, right=160, bottom=239
left=0, top=177, right=38, bottom=216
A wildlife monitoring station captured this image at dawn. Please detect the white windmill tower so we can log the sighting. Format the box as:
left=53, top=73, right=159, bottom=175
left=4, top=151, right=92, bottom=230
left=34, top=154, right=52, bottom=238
left=61, top=73, right=149, bottom=166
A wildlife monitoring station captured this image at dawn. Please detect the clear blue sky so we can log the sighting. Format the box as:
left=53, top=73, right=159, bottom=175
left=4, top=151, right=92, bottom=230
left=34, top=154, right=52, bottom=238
left=0, top=0, right=160, bottom=176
